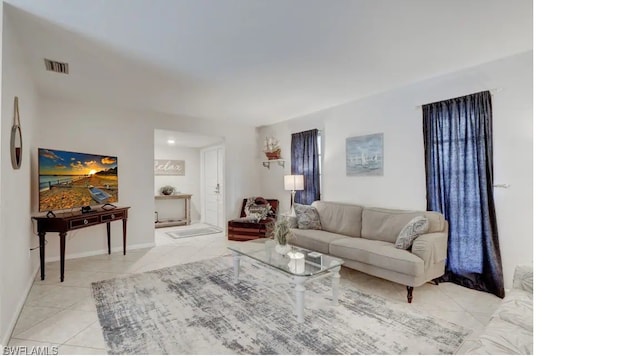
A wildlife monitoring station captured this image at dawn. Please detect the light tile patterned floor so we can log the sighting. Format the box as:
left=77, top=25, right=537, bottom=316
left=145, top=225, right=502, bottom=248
left=7, top=224, right=501, bottom=355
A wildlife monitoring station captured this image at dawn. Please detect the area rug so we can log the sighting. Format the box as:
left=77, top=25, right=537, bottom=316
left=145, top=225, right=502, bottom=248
left=165, top=226, right=222, bottom=239
left=91, top=257, right=470, bottom=355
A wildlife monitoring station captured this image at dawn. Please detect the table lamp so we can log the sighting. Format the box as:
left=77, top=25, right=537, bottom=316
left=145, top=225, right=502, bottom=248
left=284, top=174, right=304, bottom=216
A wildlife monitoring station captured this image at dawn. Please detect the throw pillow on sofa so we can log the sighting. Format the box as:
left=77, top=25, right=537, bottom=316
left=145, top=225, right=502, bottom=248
left=293, top=203, right=322, bottom=230
left=395, top=216, right=429, bottom=250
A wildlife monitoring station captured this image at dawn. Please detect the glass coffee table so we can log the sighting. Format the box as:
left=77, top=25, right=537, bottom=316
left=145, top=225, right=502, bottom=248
left=227, top=239, right=343, bottom=323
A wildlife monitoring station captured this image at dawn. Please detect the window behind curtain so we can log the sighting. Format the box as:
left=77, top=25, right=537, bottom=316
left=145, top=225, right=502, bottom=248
left=291, top=129, right=320, bottom=205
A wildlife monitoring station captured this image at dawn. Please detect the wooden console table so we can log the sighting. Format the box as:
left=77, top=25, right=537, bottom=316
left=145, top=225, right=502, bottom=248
left=154, top=194, right=191, bottom=228
left=32, top=206, right=130, bottom=282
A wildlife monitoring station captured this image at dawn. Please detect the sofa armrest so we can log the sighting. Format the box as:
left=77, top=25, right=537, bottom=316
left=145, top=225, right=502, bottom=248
left=512, top=265, right=533, bottom=293
left=411, top=228, right=448, bottom=265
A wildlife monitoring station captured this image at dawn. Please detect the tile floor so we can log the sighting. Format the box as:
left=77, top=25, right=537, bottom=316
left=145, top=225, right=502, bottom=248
left=7, top=224, right=501, bottom=355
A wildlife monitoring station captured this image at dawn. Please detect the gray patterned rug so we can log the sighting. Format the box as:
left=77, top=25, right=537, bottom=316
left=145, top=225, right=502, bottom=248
left=91, top=256, right=470, bottom=355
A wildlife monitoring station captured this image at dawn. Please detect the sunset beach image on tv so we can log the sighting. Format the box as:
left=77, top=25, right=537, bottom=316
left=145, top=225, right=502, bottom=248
left=39, top=148, right=118, bottom=212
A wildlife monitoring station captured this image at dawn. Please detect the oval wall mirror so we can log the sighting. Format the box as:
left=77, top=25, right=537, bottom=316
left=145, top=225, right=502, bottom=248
left=11, top=96, right=23, bottom=169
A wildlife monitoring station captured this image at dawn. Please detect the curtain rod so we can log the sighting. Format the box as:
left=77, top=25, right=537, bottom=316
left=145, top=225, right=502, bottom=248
left=416, top=88, right=502, bottom=109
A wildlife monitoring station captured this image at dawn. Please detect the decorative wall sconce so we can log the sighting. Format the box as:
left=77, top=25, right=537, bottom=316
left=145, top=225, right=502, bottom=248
left=11, top=96, right=23, bottom=169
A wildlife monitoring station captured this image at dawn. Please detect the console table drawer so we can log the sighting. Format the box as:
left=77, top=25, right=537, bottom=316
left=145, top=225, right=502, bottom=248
left=101, top=212, right=124, bottom=222
left=69, top=216, right=99, bottom=229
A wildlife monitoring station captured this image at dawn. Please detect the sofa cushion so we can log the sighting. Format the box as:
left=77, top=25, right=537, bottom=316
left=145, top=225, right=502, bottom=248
left=289, top=229, right=348, bottom=254
left=361, top=208, right=429, bottom=243
left=312, top=201, right=362, bottom=238
left=289, top=229, right=347, bottom=254
left=329, top=238, right=424, bottom=276
left=395, top=216, right=429, bottom=250
left=293, top=204, right=322, bottom=230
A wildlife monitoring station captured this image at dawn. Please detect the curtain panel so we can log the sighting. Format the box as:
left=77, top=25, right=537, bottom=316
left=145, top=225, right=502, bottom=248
left=291, top=129, right=320, bottom=205
left=422, top=91, right=504, bottom=298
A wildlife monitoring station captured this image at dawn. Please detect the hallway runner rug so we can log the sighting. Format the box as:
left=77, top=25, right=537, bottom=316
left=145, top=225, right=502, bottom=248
left=165, top=226, right=222, bottom=239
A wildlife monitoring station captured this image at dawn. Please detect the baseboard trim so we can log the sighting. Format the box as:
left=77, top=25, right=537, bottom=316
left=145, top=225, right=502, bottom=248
left=44, top=242, right=156, bottom=263
left=1, top=266, right=39, bottom=347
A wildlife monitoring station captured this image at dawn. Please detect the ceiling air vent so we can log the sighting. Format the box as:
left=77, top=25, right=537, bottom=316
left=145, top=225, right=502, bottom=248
left=44, top=59, right=69, bottom=74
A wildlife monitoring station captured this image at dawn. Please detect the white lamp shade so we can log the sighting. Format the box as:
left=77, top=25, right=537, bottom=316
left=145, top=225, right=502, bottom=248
left=284, top=175, right=304, bottom=191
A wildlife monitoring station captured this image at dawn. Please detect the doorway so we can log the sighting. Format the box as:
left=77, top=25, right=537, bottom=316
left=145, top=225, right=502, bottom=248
left=201, top=145, right=225, bottom=229
left=153, top=129, right=224, bottom=232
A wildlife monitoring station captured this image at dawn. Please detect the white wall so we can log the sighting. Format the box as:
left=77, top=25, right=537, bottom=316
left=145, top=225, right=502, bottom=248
left=154, top=145, right=201, bottom=222
left=0, top=2, right=5, bottom=346
left=0, top=8, right=40, bottom=345
left=258, top=52, right=533, bottom=289
left=34, top=98, right=260, bottom=262
left=34, top=99, right=155, bottom=261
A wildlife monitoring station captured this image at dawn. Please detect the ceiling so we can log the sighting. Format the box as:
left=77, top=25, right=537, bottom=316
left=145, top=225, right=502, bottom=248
left=154, top=129, right=223, bottom=149
left=4, top=0, right=532, bottom=126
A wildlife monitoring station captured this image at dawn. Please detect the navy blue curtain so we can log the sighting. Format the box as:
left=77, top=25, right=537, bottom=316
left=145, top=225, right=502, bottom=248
left=422, top=91, right=504, bottom=298
left=291, top=129, right=320, bottom=205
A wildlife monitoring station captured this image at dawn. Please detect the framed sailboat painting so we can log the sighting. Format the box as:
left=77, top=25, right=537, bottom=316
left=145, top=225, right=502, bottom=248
left=346, top=133, right=384, bottom=176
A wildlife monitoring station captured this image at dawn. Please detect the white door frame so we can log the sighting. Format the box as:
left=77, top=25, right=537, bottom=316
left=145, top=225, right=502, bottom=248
left=200, top=144, right=225, bottom=229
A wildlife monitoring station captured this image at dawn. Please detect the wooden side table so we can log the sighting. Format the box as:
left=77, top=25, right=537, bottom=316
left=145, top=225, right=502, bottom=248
left=155, top=194, right=192, bottom=228
left=32, top=206, right=130, bottom=282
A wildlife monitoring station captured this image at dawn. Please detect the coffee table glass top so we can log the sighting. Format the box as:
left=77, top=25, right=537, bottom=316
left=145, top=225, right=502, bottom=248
left=228, top=238, right=343, bottom=276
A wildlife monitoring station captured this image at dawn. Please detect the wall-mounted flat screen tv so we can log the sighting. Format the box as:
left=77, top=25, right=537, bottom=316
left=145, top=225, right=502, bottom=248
left=38, top=148, right=118, bottom=212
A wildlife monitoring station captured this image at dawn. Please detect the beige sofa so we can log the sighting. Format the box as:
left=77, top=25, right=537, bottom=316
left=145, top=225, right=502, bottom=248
left=289, top=201, right=448, bottom=303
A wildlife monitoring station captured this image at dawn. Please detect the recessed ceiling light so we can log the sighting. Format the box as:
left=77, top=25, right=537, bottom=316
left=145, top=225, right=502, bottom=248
left=167, top=139, right=175, bottom=145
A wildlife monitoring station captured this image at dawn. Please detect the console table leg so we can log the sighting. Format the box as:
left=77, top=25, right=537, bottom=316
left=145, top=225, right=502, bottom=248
left=331, top=266, right=341, bottom=306
left=106, top=222, right=111, bottom=254
left=60, top=232, right=67, bottom=282
left=294, top=276, right=306, bottom=323
left=38, top=232, right=46, bottom=280
left=122, top=219, right=127, bottom=255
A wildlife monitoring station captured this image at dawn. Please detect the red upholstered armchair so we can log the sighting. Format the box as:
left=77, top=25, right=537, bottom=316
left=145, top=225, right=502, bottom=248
left=227, top=197, right=279, bottom=241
